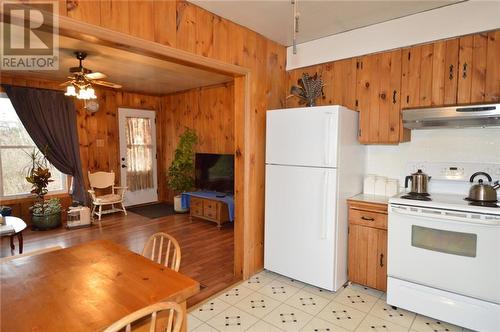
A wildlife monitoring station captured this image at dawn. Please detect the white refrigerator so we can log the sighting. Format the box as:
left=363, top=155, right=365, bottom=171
left=264, top=105, right=365, bottom=291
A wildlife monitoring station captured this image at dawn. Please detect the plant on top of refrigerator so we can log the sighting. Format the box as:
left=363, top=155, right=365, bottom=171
left=290, top=72, right=325, bottom=107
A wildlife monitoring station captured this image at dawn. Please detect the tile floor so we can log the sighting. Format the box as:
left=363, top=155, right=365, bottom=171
left=188, top=270, right=472, bottom=332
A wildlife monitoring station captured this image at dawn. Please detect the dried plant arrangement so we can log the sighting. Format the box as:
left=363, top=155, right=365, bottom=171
left=290, top=73, right=325, bottom=107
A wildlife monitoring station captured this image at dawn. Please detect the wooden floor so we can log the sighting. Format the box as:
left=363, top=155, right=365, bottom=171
left=0, top=211, right=237, bottom=307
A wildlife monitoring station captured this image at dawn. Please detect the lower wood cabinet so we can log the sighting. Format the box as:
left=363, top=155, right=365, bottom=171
left=347, top=200, right=388, bottom=291
left=189, top=197, right=230, bottom=229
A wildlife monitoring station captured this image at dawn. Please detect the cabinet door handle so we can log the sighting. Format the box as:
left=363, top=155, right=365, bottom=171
left=449, top=64, right=454, bottom=80
left=361, top=216, right=375, bottom=221
left=462, top=62, right=468, bottom=79
left=392, top=90, right=397, bottom=104
left=380, top=253, right=384, bottom=267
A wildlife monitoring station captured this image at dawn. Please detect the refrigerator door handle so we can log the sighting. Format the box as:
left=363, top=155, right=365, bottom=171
left=321, top=170, right=330, bottom=239
left=324, top=113, right=334, bottom=166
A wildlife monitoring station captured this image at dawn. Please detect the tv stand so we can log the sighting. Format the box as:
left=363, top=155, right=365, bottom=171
left=189, top=196, right=230, bottom=229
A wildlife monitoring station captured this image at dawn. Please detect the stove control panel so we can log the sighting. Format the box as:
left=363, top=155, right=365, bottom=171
left=407, top=162, right=500, bottom=182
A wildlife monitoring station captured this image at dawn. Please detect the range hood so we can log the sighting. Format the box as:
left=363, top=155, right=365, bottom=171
left=402, top=103, right=500, bottom=129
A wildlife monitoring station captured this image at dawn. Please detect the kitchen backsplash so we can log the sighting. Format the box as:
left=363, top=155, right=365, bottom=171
left=366, top=127, right=500, bottom=189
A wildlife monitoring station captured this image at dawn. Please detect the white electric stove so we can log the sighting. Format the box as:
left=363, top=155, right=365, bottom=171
left=387, top=162, right=500, bottom=332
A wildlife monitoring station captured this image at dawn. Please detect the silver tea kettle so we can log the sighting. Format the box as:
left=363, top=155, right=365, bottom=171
left=466, top=172, right=499, bottom=203
left=405, top=169, right=431, bottom=195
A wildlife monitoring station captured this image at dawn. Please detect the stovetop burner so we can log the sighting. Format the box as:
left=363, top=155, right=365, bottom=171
left=400, top=193, right=432, bottom=201
left=464, top=198, right=499, bottom=208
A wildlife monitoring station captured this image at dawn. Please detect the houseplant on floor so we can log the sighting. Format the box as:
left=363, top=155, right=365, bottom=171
left=167, top=128, right=198, bottom=213
left=25, top=148, right=62, bottom=230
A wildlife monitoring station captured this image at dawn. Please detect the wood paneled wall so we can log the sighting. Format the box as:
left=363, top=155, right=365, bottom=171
left=159, top=82, right=235, bottom=202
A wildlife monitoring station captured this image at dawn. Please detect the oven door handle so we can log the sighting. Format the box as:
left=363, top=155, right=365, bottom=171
left=390, top=205, right=500, bottom=226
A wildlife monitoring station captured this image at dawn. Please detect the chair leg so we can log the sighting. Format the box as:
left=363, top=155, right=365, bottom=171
left=98, top=205, right=102, bottom=221
left=121, top=203, right=127, bottom=216
left=91, top=204, right=96, bottom=217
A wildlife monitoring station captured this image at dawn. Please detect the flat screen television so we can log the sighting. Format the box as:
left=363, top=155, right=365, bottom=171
left=195, top=153, right=234, bottom=194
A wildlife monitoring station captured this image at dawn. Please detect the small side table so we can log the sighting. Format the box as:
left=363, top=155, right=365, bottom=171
left=1, top=217, right=27, bottom=254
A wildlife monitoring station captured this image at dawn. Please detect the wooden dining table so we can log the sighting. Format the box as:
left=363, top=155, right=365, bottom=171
left=0, top=240, right=200, bottom=332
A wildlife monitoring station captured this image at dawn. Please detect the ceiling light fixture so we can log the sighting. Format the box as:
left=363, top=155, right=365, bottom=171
left=291, top=0, right=300, bottom=54
left=62, top=51, right=121, bottom=101
left=65, top=81, right=97, bottom=100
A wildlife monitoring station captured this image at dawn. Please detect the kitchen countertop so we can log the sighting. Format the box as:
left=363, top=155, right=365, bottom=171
left=348, top=193, right=395, bottom=205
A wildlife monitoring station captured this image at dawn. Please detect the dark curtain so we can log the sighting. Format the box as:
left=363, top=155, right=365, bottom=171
left=3, top=85, right=87, bottom=205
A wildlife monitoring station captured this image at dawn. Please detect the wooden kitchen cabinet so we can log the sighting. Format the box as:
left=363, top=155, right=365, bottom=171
left=458, top=30, right=500, bottom=103
left=332, top=58, right=358, bottom=111
left=401, top=38, right=459, bottom=108
left=401, top=30, right=500, bottom=108
left=347, top=200, right=388, bottom=291
left=356, top=50, right=408, bottom=144
left=286, top=29, right=500, bottom=145
left=286, top=59, right=357, bottom=110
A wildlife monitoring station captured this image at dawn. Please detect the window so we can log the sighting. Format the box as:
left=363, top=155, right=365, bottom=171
left=0, top=94, right=67, bottom=198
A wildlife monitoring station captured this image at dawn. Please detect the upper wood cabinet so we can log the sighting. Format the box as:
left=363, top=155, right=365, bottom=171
left=401, top=30, right=500, bottom=108
left=285, top=60, right=357, bottom=110
left=401, top=38, right=459, bottom=108
left=331, top=58, right=358, bottom=111
left=458, top=31, right=500, bottom=103
left=356, top=50, right=408, bottom=144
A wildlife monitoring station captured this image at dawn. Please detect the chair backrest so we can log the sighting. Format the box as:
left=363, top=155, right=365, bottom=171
left=88, top=171, right=115, bottom=189
left=142, top=232, right=181, bottom=271
left=103, top=301, right=184, bottom=332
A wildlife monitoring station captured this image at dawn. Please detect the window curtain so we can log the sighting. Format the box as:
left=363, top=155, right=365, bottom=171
left=125, top=117, right=153, bottom=192
left=3, top=85, right=87, bottom=205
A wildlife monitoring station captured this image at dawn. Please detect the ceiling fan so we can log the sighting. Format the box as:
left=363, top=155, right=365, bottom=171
left=62, top=51, right=122, bottom=101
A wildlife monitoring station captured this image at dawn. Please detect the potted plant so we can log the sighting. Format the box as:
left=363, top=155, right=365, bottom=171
left=167, top=128, right=198, bottom=213
left=25, top=148, right=62, bottom=230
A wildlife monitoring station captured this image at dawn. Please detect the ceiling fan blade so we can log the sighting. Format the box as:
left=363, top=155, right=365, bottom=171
left=85, top=72, right=107, bottom=80
left=92, top=80, right=122, bottom=89
left=60, top=80, right=73, bottom=86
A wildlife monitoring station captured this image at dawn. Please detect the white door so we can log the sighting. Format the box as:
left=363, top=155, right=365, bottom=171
left=264, top=164, right=338, bottom=290
left=118, top=108, right=158, bottom=206
left=266, top=106, right=339, bottom=168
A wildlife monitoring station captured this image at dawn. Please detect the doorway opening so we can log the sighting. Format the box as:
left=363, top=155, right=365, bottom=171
left=1, top=14, right=251, bottom=306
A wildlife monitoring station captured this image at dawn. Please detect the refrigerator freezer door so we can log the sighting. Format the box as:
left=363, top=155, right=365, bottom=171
left=266, top=108, right=339, bottom=167
left=264, top=164, right=338, bottom=290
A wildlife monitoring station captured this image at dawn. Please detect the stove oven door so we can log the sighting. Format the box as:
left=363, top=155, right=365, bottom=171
left=388, top=204, right=500, bottom=304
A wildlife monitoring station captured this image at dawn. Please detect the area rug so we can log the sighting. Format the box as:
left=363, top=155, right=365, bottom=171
left=127, top=203, right=176, bottom=219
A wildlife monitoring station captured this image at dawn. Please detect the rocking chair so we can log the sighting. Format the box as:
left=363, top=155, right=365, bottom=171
left=88, top=171, right=127, bottom=221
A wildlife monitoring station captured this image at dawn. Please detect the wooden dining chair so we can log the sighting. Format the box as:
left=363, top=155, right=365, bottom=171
left=103, top=301, right=184, bottom=332
left=142, top=232, right=181, bottom=271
